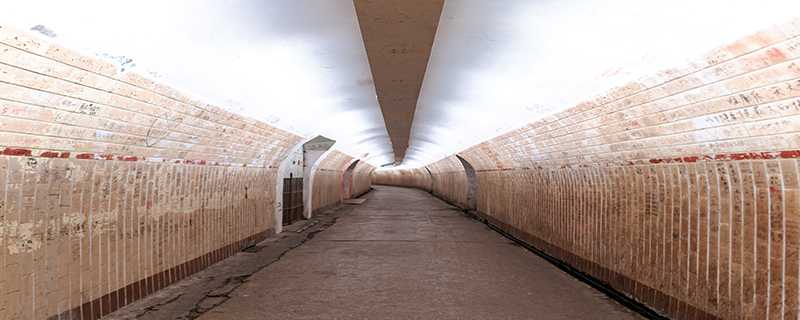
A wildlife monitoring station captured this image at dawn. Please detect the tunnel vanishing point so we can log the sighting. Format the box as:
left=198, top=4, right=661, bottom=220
left=1, top=1, right=800, bottom=319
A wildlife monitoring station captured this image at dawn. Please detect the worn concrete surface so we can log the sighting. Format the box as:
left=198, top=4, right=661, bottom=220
left=106, top=185, right=644, bottom=319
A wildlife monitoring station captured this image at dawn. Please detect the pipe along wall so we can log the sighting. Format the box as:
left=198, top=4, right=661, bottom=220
left=0, top=26, right=373, bottom=319
left=375, top=18, right=800, bottom=320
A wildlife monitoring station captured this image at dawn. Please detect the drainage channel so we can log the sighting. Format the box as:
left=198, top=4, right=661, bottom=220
left=427, top=191, right=669, bottom=320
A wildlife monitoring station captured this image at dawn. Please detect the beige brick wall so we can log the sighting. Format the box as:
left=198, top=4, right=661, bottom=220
left=0, top=25, right=373, bottom=320
left=351, top=161, right=376, bottom=198
left=428, top=156, right=468, bottom=209
left=380, top=18, right=800, bottom=319
left=311, top=150, right=375, bottom=214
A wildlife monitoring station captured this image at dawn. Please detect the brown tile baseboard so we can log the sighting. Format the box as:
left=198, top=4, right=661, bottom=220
left=311, top=201, right=341, bottom=216
left=50, top=229, right=274, bottom=320
left=474, top=210, right=719, bottom=320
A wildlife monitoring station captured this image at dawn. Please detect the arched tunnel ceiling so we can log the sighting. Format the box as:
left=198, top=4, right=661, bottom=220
left=0, top=0, right=395, bottom=166
left=3, top=1, right=800, bottom=168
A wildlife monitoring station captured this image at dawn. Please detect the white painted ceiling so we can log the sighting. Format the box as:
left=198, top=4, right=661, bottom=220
left=3, top=1, right=800, bottom=168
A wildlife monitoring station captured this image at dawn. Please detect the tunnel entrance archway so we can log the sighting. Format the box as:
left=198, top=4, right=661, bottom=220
left=343, top=160, right=360, bottom=200
left=456, top=155, right=477, bottom=210
left=276, top=135, right=335, bottom=233
left=280, top=145, right=305, bottom=226
left=303, top=136, right=336, bottom=218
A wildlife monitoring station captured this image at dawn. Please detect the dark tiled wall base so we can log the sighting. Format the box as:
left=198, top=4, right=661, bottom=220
left=351, top=188, right=372, bottom=199
left=47, top=229, right=274, bottom=320
left=473, top=211, right=718, bottom=320
left=312, top=201, right=341, bottom=216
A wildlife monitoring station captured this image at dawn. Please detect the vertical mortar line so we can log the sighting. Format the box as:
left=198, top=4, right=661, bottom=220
left=69, top=160, right=80, bottom=319
left=14, top=158, right=23, bottom=320
left=198, top=165, right=205, bottom=270
left=211, top=166, right=220, bottom=265
left=625, top=165, right=635, bottom=296
left=720, top=161, right=733, bottom=319
left=31, top=158, right=39, bottom=317
left=693, top=163, right=703, bottom=315
left=660, top=163, right=671, bottom=314
left=148, top=162, right=157, bottom=294
left=105, top=160, right=115, bottom=316
left=134, top=161, right=143, bottom=302
left=119, top=161, right=130, bottom=308
left=755, top=160, right=770, bottom=319
left=96, top=161, right=108, bottom=318
left=194, top=165, right=202, bottom=272
left=0, top=158, right=7, bottom=320
left=643, top=165, right=652, bottom=301
left=198, top=165, right=206, bottom=271
left=587, top=167, right=594, bottom=276
left=778, top=159, right=788, bottom=319
left=162, top=164, right=170, bottom=287
left=147, top=163, right=155, bottom=297
left=768, top=159, right=786, bottom=320
left=580, top=167, right=586, bottom=267
left=743, top=161, right=757, bottom=319
left=225, top=166, right=230, bottom=259
left=167, top=164, right=175, bottom=286
left=183, top=165, right=192, bottom=277
left=231, top=167, right=238, bottom=251
left=155, top=163, right=163, bottom=292
left=63, top=159, right=74, bottom=317
left=668, top=163, right=675, bottom=316
left=671, top=164, right=681, bottom=318
left=637, top=165, right=645, bottom=301
left=604, top=166, right=611, bottom=283
left=179, top=164, right=187, bottom=282
left=793, top=158, right=800, bottom=319
left=79, top=160, right=90, bottom=318
left=677, top=163, right=686, bottom=316
left=596, top=166, right=604, bottom=281
left=650, top=165, right=659, bottom=305
left=86, top=160, right=98, bottom=318
left=177, top=163, right=185, bottom=283
left=730, top=161, right=744, bottom=319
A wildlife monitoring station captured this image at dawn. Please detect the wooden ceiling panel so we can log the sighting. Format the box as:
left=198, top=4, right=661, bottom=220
left=353, top=0, right=445, bottom=165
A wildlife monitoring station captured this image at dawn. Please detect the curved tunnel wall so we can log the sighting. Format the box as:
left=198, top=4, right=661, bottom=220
left=311, top=150, right=375, bottom=215
left=350, top=160, right=375, bottom=198
left=379, top=19, right=800, bottom=320
left=373, top=167, right=432, bottom=191
left=0, top=26, right=371, bottom=319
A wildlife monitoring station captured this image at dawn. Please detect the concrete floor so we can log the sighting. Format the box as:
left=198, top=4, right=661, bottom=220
left=107, top=185, right=644, bottom=319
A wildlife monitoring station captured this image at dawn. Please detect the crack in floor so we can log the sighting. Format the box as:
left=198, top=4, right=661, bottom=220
left=134, top=293, right=185, bottom=318
left=105, top=205, right=356, bottom=320
left=178, top=212, right=346, bottom=319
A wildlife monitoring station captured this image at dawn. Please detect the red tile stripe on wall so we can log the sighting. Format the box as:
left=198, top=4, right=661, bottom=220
left=1, top=148, right=281, bottom=169
left=0, top=24, right=312, bottom=320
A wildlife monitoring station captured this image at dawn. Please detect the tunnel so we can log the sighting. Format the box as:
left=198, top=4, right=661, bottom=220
left=1, top=1, right=800, bottom=319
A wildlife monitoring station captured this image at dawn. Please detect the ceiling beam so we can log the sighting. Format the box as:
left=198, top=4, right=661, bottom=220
left=353, top=0, right=445, bottom=165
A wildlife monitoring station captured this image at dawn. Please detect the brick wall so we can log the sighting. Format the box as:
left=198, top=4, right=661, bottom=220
left=0, top=25, right=364, bottom=319
left=380, top=18, right=800, bottom=319
left=311, top=150, right=375, bottom=214
left=350, top=161, right=376, bottom=198
left=428, top=156, right=468, bottom=209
